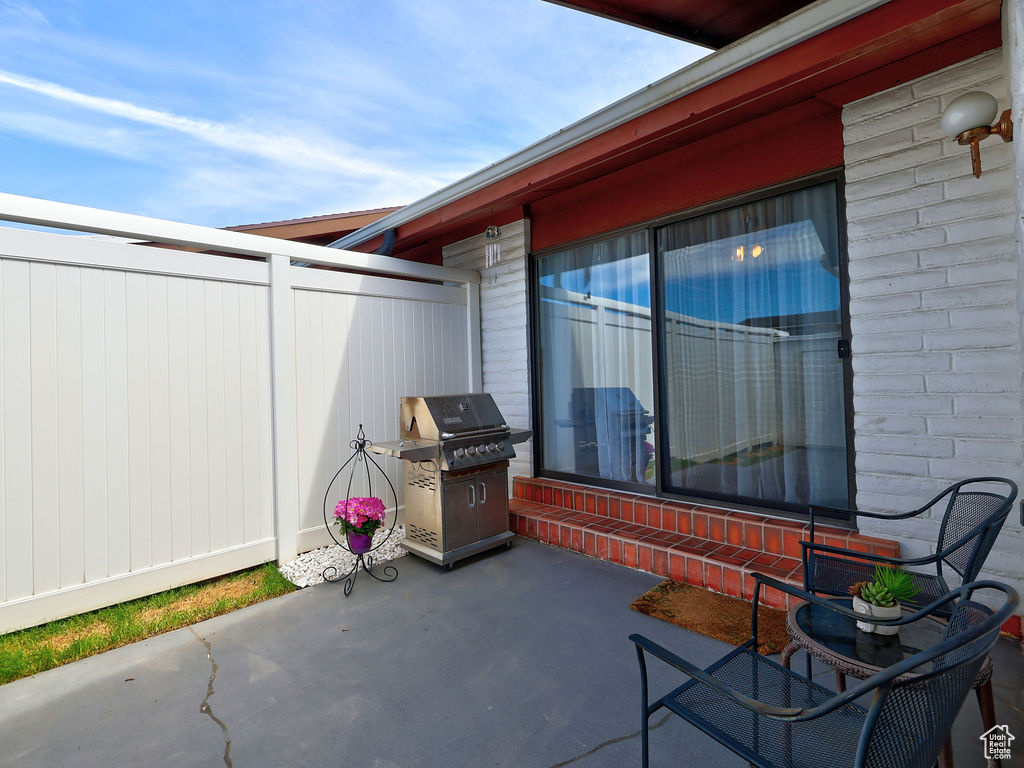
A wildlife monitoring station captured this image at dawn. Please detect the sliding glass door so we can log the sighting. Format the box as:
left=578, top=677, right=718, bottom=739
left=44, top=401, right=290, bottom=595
left=531, top=178, right=850, bottom=511
left=656, top=181, right=848, bottom=508
left=536, top=231, right=656, bottom=486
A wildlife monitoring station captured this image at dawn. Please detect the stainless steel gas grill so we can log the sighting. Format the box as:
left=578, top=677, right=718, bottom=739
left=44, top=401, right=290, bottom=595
left=368, top=394, right=531, bottom=569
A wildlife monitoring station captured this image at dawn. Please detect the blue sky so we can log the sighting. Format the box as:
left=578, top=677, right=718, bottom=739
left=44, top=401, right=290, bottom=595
left=0, top=1, right=704, bottom=228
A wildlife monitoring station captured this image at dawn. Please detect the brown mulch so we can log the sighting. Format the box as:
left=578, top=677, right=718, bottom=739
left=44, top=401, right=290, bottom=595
left=630, top=580, right=790, bottom=654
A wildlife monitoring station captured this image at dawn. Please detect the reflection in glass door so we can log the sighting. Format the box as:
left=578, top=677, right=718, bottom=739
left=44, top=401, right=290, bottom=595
left=656, top=182, right=848, bottom=509
left=536, top=231, right=656, bottom=486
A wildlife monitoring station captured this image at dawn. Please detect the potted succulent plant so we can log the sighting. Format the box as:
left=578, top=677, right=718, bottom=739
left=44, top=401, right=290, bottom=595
left=849, top=565, right=921, bottom=635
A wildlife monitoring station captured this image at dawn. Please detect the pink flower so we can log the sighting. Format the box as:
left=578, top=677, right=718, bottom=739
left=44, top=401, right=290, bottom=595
left=333, top=496, right=387, bottom=536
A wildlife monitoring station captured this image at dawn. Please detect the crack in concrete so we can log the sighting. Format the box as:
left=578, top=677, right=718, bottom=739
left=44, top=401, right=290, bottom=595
left=189, top=628, right=233, bottom=768
left=548, top=713, right=672, bottom=768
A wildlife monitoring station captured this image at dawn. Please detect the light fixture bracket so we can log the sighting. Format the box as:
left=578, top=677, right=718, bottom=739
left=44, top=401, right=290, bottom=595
left=954, top=109, right=1013, bottom=178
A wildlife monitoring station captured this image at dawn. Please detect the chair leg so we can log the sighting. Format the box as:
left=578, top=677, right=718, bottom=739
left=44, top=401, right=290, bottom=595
left=636, top=646, right=650, bottom=768
left=834, top=670, right=846, bottom=693
left=976, top=681, right=999, bottom=767
left=938, top=735, right=954, bottom=768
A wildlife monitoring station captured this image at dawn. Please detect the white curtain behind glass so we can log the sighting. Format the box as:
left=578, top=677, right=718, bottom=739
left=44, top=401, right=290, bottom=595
left=538, top=231, right=655, bottom=484
left=658, top=183, right=847, bottom=508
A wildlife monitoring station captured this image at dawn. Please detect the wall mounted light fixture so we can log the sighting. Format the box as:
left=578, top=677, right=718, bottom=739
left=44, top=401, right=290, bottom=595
left=940, top=91, right=1014, bottom=178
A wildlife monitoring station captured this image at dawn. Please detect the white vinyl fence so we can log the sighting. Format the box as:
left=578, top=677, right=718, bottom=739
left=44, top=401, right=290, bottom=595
left=0, top=193, right=480, bottom=633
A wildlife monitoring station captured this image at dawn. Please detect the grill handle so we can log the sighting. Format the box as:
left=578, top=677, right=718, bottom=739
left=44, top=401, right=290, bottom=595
left=468, top=484, right=476, bottom=508
left=480, top=481, right=487, bottom=504
left=440, top=426, right=509, bottom=440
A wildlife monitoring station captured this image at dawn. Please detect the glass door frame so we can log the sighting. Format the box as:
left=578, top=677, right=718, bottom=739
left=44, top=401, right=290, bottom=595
left=527, top=222, right=659, bottom=496
left=528, top=168, right=855, bottom=516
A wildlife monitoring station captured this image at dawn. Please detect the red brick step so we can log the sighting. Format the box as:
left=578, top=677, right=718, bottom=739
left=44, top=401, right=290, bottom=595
left=510, top=477, right=901, bottom=611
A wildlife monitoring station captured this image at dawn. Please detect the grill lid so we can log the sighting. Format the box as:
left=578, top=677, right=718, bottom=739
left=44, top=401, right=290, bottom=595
left=401, top=394, right=506, bottom=441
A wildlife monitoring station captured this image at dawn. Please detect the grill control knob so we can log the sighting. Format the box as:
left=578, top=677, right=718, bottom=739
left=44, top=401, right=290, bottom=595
left=486, top=442, right=497, bottom=453
left=454, top=447, right=465, bottom=458
left=466, top=445, right=477, bottom=456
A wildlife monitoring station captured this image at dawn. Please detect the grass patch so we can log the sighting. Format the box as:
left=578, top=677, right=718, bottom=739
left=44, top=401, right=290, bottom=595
left=0, top=562, right=296, bottom=686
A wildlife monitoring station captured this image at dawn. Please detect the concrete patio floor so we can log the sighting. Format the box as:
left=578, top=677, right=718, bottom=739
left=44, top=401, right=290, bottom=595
left=0, top=538, right=1021, bottom=767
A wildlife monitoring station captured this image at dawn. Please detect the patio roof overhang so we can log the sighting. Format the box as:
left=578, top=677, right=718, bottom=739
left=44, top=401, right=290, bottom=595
left=334, top=0, right=1001, bottom=261
left=543, top=0, right=818, bottom=49
left=226, top=206, right=401, bottom=246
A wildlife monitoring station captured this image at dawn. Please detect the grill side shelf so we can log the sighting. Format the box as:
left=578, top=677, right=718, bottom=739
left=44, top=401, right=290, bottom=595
left=509, top=428, right=533, bottom=444
left=366, top=440, right=440, bottom=462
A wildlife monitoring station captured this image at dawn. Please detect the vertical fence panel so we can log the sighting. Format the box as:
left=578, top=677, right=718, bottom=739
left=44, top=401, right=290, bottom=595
left=221, top=282, right=244, bottom=548
left=166, top=277, right=191, bottom=563
left=104, top=270, right=131, bottom=578
left=238, top=286, right=260, bottom=544
left=2, top=259, right=33, bottom=601
left=205, top=282, right=228, bottom=554
left=185, top=279, right=211, bottom=556
left=80, top=267, right=109, bottom=583
left=56, top=267, right=85, bottom=588
left=125, top=271, right=153, bottom=572
left=254, top=289, right=275, bottom=542
left=30, top=263, right=60, bottom=595
left=147, top=276, right=172, bottom=567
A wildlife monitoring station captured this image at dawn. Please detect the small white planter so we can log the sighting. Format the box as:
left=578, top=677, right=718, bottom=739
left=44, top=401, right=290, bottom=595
left=852, top=595, right=901, bottom=635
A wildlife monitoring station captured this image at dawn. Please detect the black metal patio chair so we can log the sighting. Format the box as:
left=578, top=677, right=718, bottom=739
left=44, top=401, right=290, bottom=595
left=802, top=477, right=1017, bottom=613
left=630, top=575, right=1018, bottom=768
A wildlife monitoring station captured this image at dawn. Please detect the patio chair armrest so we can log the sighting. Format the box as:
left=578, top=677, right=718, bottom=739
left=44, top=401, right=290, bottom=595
left=800, top=539, right=939, bottom=568
left=808, top=503, right=920, bottom=525
left=807, top=504, right=921, bottom=546
left=629, top=633, right=804, bottom=720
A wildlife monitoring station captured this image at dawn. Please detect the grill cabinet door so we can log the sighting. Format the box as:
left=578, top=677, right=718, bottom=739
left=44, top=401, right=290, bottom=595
left=476, top=468, right=509, bottom=540
left=442, top=477, right=479, bottom=551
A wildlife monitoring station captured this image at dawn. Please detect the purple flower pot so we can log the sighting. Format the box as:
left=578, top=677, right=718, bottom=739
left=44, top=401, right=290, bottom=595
left=346, top=531, right=373, bottom=554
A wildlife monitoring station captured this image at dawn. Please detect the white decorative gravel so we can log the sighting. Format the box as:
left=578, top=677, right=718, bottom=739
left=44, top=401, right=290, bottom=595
left=279, top=525, right=408, bottom=588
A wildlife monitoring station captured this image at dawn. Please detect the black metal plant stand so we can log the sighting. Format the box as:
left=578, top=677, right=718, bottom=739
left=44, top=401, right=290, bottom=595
left=322, top=425, right=399, bottom=596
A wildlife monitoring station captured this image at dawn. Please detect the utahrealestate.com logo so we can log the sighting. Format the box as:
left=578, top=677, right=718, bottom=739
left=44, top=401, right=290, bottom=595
left=980, top=725, right=1014, bottom=761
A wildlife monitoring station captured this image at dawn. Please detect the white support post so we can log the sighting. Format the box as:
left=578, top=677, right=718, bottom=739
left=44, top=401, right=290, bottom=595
left=269, top=254, right=300, bottom=564
left=467, top=281, right=483, bottom=392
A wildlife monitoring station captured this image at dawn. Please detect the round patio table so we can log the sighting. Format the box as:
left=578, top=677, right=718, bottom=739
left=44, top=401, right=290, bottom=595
left=780, top=597, right=996, bottom=768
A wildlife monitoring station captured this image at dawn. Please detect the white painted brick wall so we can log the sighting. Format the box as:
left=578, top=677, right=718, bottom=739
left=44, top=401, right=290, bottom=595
left=443, top=220, right=533, bottom=487
left=844, top=49, right=1024, bottom=598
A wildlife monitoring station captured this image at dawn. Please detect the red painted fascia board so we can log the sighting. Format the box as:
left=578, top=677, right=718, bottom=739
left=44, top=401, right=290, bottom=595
left=815, top=22, right=1001, bottom=106
left=378, top=0, right=997, bottom=253
left=530, top=101, right=843, bottom=250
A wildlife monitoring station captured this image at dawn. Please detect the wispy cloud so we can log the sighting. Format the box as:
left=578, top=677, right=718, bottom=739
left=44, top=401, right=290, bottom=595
left=0, top=0, right=49, bottom=27
left=0, top=108, right=147, bottom=159
left=0, top=1, right=701, bottom=226
left=0, top=69, right=407, bottom=180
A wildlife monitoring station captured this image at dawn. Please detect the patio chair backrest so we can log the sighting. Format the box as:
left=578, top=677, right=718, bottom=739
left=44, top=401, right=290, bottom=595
left=934, top=478, right=1015, bottom=582
left=859, top=596, right=1004, bottom=768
